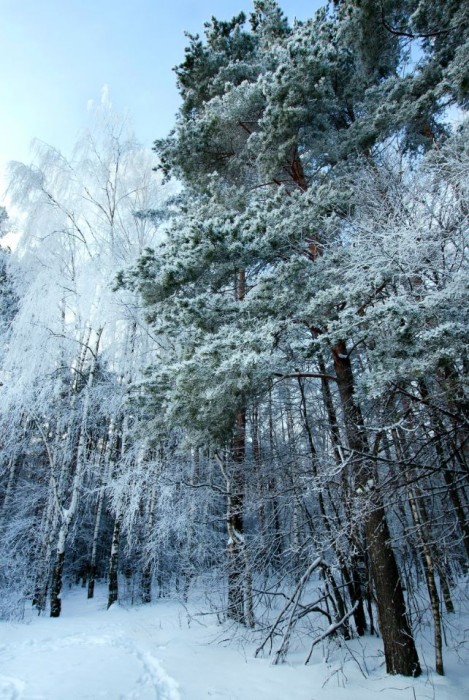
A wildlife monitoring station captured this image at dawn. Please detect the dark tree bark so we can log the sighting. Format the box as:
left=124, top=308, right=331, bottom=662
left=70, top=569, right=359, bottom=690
left=332, top=339, right=421, bottom=677
left=50, top=551, right=65, bottom=618
left=225, top=410, right=254, bottom=626
left=222, top=270, right=254, bottom=627
left=141, top=482, right=157, bottom=604
left=298, top=370, right=368, bottom=637
left=107, top=515, right=121, bottom=609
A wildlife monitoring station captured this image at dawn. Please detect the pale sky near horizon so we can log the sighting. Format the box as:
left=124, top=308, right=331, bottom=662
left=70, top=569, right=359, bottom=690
left=0, top=0, right=324, bottom=201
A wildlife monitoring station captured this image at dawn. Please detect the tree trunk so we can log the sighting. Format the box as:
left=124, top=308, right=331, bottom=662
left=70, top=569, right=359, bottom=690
left=416, top=380, right=469, bottom=562
left=226, top=410, right=253, bottom=626
left=407, top=483, right=444, bottom=675
left=49, top=327, right=103, bottom=617
left=87, top=421, right=114, bottom=599
left=32, top=482, right=59, bottom=613
left=332, top=339, right=421, bottom=677
left=141, top=481, right=157, bottom=604
left=297, top=373, right=367, bottom=636
left=107, top=513, right=121, bottom=609
left=50, top=550, right=65, bottom=618
left=222, top=270, right=254, bottom=627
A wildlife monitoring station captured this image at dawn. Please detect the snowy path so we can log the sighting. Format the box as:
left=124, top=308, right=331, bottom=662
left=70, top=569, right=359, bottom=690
left=0, top=591, right=180, bottom=700
left=1, top=628, right=179, bottom=699
left=1, top=587, right=468, bottom=700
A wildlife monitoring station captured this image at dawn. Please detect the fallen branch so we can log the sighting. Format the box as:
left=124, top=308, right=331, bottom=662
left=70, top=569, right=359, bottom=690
left=255, top=557, right=323, bottom=658
left=305, top=602, right=359, bottom=665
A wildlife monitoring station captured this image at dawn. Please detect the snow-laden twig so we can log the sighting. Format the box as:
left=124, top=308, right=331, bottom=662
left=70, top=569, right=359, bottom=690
left=255, top=557, right=323, bottom=659
left=305, top=601, right=359, bottom=665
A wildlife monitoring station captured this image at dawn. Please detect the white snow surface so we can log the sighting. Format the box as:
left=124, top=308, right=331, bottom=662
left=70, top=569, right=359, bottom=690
left=1, top=586, right=468, bottom=700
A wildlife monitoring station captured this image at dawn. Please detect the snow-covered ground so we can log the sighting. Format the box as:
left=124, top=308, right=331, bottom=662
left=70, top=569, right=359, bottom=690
left=1, top=585, right=468, bottom=700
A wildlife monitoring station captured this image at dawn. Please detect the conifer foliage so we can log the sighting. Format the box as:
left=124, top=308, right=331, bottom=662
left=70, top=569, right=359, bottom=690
left=133, top=0, right=468, bottom=676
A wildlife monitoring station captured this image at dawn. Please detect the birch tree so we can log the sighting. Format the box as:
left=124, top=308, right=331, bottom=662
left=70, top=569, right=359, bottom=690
left=0, top=94, right=168, bottom=616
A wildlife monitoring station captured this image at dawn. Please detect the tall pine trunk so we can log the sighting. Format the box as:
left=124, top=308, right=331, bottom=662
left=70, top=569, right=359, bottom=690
left=222, top=411, right=254, bottom=627
left=219, top=269, right=254, bottom=627
left=332, top=339, right=421, bottom=677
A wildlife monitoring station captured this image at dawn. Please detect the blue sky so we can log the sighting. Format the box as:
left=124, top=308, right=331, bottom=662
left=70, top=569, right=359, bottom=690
left=1, top=1, right=323, bottom=195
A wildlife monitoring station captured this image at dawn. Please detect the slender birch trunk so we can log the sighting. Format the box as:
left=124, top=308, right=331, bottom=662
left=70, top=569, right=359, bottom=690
left=107, top=510, right=122, bottom=609
left=106, top=322, right=139, bottom=608
left=141, top=479, right=157, bottom=604
left=50, top=327, right=103, bottom=617
left=33, top=484, right=60, bottom=612
left=106, top=436, right=126, bottom=608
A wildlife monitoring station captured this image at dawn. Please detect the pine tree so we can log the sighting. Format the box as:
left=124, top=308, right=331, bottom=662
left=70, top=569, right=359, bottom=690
left=132, top=0, right=468, bottom=674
